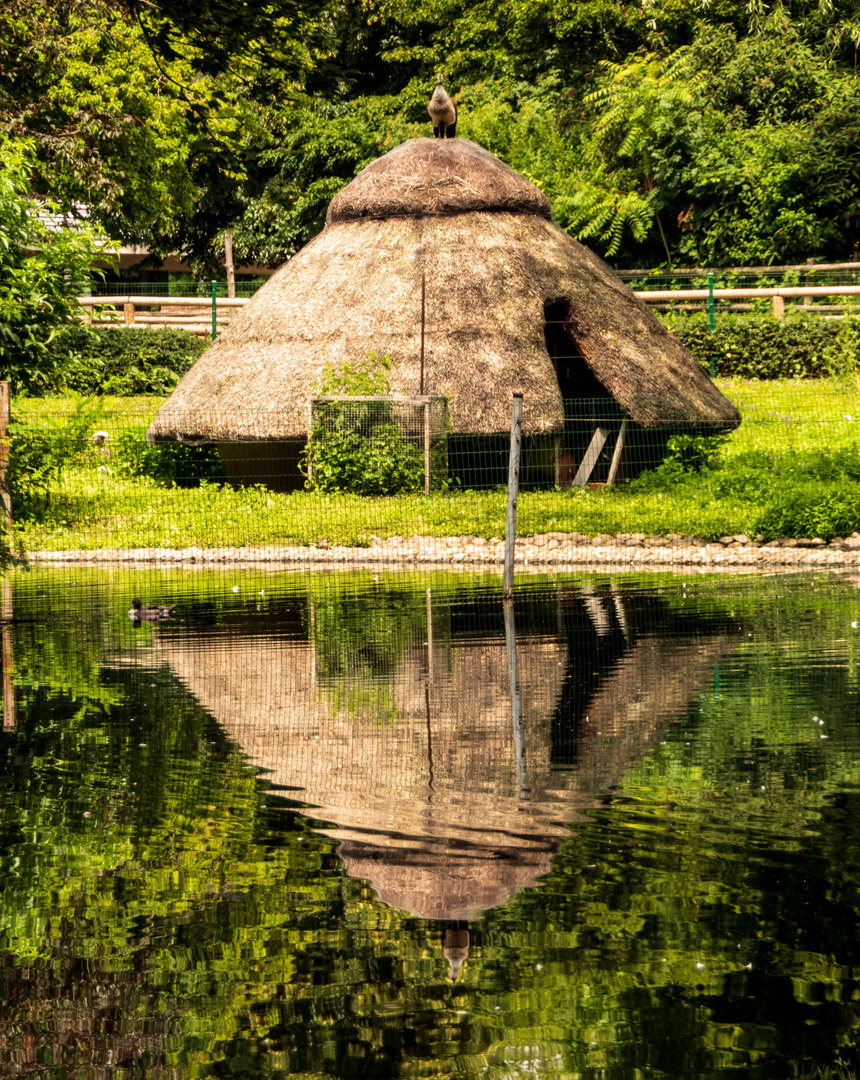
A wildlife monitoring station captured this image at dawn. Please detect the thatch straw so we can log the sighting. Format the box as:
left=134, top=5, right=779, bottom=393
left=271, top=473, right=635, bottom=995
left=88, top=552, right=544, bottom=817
left=326, top=138, right=552, bottom=223
left=148, top=138, right=739, bottom=445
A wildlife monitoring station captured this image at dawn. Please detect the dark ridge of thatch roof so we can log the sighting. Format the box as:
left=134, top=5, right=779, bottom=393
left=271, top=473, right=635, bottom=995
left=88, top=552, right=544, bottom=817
left=326, top=138, right=553, bottom=224
left=147, top=138, right=739, bottom=445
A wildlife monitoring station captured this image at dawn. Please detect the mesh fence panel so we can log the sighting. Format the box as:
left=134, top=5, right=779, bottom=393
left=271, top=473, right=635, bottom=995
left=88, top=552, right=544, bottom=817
left=7, top=380, right=860, bottom=568
left=307, top=396, right=449, bottom=495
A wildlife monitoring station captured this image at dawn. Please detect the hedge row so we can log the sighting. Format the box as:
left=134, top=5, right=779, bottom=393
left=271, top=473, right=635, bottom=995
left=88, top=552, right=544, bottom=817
left=669, top=315, right=860, bottom=379
left=16, top=316, right=860, bottom=398
left=34, top=326, right=208, bottom=396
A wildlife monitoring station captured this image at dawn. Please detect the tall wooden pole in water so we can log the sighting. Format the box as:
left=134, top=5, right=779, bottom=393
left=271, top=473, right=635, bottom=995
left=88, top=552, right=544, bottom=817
left=503, top=394, right=523, bottom=597
left=2, top=577, right=13, bottom=732
left=503, top=595, right=527, bottom=796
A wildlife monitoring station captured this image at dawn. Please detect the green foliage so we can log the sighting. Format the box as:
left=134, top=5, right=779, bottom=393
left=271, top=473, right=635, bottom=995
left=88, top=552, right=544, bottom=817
left=308, top=576, right=428, bottom=720
left=0, top=138, right=107, bottom=392
left=44, top=326, right=207, bottom=396
left=755, top=486, right=860, bottom=541
left=113, top=428, right=225, bottom=487
left=671, top=315, right=860, bottom=379
left=305, top=352, right=425, bottom=496
left=0, top=1, right=198, bottom=260
left=663, top=429, right=732, bottom=473
left=8, top=397, right=104, bottom=521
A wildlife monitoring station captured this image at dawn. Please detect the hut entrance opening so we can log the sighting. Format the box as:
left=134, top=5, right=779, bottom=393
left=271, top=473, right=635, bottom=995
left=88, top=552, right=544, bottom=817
left=543, top=299, right=625, bottom=488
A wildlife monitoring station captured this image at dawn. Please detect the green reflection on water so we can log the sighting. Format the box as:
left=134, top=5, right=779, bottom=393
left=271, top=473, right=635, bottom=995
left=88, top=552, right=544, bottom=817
left=0, top=567, right=859, bottom=1079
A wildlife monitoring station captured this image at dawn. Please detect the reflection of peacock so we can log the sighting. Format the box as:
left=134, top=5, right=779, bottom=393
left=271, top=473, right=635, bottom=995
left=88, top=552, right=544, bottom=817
left=428, top=76, right=457, bottom=139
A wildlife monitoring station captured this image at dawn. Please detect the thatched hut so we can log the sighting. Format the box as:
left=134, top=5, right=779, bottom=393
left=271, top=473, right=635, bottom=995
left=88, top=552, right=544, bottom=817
left=148, top=137, right=740, bottom=489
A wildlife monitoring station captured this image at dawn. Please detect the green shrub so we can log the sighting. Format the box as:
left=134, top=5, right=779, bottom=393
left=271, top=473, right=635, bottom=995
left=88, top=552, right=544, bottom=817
left=8, top=397, right=105, bottom=521
left=668, top=314, right=860, bottom=379
left=40, top=327, right=207, bottom=396
left=114, top=429, right=226, bottom=487
left=304, top=353, right=427, bottom=496
left=755, top=486, right=860, bottom=540
left=663, top=429, right=732, bottom=472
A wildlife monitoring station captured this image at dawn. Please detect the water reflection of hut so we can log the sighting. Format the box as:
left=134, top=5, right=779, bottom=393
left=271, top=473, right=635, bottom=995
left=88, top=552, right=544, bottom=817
left=156, top=587, right=737, bottom=933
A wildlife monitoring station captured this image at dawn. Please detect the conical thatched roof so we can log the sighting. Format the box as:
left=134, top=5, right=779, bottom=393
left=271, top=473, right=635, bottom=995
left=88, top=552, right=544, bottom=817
left=148, top=137, right=739, bottom=444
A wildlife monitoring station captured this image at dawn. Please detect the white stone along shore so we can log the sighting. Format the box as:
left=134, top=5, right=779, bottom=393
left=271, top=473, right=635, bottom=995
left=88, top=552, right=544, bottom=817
left=24, top=531, right=860, bottom=570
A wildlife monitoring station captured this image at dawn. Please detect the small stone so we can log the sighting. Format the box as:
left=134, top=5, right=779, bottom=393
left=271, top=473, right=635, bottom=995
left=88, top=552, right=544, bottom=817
left=781, top=538, right=798, bottom=548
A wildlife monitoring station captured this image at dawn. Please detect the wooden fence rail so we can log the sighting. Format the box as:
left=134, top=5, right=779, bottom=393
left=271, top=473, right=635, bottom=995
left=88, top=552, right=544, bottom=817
left=77, top=295, right=250, bottom=337
left=635, top=284, right=860, bottom=319
left=75, top=283, right=860, bottom=335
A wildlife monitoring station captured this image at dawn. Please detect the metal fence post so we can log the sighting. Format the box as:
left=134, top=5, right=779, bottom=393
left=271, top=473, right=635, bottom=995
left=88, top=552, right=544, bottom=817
left=211, top=280, right=217, bottom=341
left=503, top=393, right=523, bottom=598
left=708, top=272, right=716, bottom=378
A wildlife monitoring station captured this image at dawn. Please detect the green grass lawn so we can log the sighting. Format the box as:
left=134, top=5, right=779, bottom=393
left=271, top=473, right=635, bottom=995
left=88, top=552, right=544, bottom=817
left=11, top=377, right=860, bottom=551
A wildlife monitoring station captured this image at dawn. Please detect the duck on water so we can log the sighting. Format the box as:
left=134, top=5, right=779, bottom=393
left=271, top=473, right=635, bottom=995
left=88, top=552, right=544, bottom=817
left=128, top=599, right=176, bottom=622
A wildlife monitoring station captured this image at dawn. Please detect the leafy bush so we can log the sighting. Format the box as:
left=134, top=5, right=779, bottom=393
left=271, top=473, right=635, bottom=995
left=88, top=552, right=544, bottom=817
left=304, top=353, right=426, bottom=496
left=755, top=486, right=860, bottom=540
left=668, top=315, right=860, bottom=379
left=8, top=398, right=105, bottom=521
left=114, top=429, right=225, bottom=487
left=42, top=327, right=207, bottom=396
left=663, top=429, right=732, bottom=472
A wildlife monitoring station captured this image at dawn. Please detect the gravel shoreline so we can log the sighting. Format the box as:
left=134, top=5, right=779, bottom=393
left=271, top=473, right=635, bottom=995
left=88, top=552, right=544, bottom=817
left=24, top=531, right=860, bottom=569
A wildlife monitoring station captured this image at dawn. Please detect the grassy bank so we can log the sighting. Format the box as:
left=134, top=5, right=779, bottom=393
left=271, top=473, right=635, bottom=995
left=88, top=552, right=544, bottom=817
left=10, top=378, right=860, bottom=551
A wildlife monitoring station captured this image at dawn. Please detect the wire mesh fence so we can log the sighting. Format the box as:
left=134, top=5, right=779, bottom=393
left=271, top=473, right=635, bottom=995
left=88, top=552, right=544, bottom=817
left=307, top=396, right=449, bottom=495
left=6, top=379, right=860, bottom=568
left=89, top=279, right=266, bottom=298
left=619, top=265, right=860, bottom=318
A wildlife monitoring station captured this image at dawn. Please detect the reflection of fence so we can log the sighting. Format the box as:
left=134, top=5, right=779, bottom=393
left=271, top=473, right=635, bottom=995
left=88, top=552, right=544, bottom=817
left=307, top=396, right=449, bottom=495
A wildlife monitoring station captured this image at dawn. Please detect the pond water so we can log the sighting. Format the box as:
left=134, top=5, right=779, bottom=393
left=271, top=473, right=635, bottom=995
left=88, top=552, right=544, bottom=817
left=1, top=566, right=860, bottom=1079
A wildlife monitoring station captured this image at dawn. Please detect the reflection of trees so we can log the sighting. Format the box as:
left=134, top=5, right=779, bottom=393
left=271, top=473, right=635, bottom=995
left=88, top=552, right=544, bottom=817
left=2, top=571, right=860, bottom=1077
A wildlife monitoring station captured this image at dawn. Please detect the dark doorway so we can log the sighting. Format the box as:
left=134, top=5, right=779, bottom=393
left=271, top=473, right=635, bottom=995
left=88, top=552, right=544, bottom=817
left=544, top=300, right=624, bottom=485
left=543, top=300, right=611, bottom=403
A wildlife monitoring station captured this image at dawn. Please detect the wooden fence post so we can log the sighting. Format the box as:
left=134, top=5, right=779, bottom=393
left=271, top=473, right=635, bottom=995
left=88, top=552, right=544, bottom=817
left=123, top=301, right=135, bottom=325
left=225, top=231, right=236, bottom=299
left=503, top=393, right=523, bottom=598
left=772, top=295, right=785, bottom=319
left=0, top=381, right=11, bottom=536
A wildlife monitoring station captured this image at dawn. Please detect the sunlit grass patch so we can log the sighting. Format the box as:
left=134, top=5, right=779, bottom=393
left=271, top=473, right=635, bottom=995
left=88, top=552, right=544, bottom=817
left=11, top=378, right=860, bottom=550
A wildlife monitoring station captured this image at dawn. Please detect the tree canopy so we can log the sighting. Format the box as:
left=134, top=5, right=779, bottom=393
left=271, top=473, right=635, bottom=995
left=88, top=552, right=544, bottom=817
left=1, top=0, right=858, bottom=270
